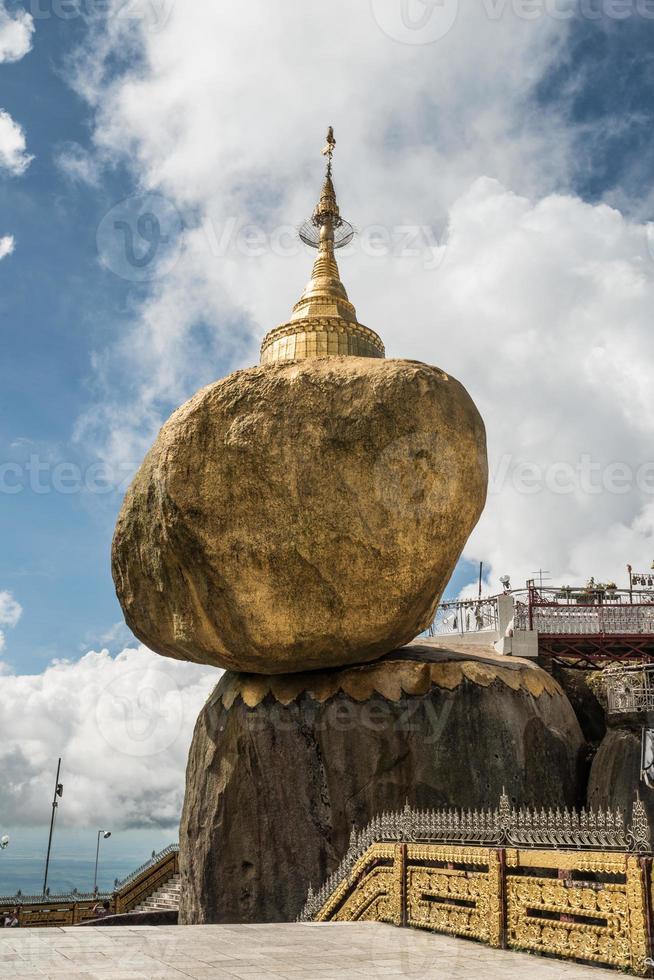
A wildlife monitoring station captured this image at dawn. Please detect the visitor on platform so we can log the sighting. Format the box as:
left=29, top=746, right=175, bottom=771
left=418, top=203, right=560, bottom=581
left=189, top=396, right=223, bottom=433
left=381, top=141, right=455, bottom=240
left=3, top=909, right=19, bottom=928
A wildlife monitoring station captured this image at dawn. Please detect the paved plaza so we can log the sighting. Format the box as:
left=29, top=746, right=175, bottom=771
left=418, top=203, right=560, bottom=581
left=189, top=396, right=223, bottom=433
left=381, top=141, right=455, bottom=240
left=0, top=921, right=631, bottom=979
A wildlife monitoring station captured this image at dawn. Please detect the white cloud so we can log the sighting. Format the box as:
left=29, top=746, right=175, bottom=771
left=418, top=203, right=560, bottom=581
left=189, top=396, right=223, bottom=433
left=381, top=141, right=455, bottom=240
left=70, top=2, right=574, bottom=465
left=55, top=141, right=101, bottom=187
left=0, top=4, right=33, bottom=64
left=0, top=645, right=218, bottom=829
left=68, top=2, right=654, bottom=590
left=0, top=592, right=22, bottom=629
left=399, top=179, right=654, bottom=591
left=0, top=110, right=32, bottom=175
left=0, top=591, right=22, bottom=652
left=0, top=234, right=14, bottom=259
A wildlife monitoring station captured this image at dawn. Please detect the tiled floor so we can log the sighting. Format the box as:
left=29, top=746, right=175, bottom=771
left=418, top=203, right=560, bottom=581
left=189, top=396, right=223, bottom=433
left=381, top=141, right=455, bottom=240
left=0, top=922, right=631, bottom=979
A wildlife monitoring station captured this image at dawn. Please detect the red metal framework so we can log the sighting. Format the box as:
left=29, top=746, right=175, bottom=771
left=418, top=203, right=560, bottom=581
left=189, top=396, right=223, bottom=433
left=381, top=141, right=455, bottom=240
left=516, top=582, right=654, bottom=669
left=537, top=634, right=654, bottom=670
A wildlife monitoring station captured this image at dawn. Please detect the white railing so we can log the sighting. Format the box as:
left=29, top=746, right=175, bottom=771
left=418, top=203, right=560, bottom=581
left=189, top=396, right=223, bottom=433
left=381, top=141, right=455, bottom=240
left=531, top=604, right=654, bottom=636
left=606, top=666, right=654, bottom=715
left=429, top=597, right=498, bottom=637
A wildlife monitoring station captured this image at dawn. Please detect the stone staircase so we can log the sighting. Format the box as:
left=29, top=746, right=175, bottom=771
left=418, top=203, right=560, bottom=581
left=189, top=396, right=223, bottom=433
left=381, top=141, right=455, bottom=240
left=132, top=873, right=181, bottom=913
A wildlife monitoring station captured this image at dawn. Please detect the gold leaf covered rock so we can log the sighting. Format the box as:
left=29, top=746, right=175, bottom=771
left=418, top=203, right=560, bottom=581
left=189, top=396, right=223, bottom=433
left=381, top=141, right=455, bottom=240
left=112, top=356, right=487, bottom=674
left=112, top=130, right=487, bottom=674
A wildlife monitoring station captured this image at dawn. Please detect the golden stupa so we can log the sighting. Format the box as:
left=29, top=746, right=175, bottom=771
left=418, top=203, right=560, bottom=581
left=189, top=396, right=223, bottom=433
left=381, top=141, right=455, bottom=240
left=260, top=128, right=385, bottom=364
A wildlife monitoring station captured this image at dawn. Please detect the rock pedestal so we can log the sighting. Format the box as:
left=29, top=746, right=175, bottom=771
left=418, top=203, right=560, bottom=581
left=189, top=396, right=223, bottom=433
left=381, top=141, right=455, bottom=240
left=179, top=640, right=585, bottom=924
left=588, top=716, right=654, bottom=839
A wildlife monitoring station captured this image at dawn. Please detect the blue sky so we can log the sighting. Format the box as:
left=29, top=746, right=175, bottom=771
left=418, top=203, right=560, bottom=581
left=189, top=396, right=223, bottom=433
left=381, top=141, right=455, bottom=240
left=0, top=10, right=647, bottom=675
left=0, top=12, right=126, bottom=670
left=1, top=1, right=654, bottom=853
left=0, top=6, right=498, bottom=674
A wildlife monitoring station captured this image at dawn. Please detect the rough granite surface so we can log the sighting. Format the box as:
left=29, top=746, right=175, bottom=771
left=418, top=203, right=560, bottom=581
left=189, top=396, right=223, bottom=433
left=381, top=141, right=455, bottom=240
left=112, top=358, right=487, bottom=674
left=588, top=725, right=654, bottom=838
left=178, top=642, right=585, bottom=924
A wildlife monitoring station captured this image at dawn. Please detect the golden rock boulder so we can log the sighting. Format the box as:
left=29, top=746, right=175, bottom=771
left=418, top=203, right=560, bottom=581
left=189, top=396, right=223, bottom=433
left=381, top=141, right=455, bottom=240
left=112, top=356, right=487, bottom=674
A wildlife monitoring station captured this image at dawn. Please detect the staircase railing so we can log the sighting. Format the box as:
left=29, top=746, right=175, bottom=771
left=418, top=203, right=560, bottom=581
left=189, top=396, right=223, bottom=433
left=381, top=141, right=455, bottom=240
left=0, top=843, right=179, bottom=926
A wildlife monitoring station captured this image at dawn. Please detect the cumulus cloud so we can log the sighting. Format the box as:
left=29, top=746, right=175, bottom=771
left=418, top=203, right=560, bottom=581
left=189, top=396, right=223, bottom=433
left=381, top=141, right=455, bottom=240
left=0, top=4, right=33, bottom=64
left=0, top=645, right=218, bottom=828
left=71, top=1, right=574, bottom=466
left=0, top=591, right=22, bottom=651
left=68, top=2, right=654, bottom=591
left=0, top=234, right=14, bottom=259
left=55, top=140, right=101, bottom=187
left=394, top=179, right=654, bottom=591
left=0, top=109, right=32, bottom=175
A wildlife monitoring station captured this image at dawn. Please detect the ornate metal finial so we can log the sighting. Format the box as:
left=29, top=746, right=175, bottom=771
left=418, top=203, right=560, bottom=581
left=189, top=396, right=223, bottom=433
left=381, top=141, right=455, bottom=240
left=259, top=128, right=385, bottom=365
left=322, top=126, right=336, bottom=177
left=299, top=127, right=353, bottom=250
left=627, top=792, right=651, bottom=853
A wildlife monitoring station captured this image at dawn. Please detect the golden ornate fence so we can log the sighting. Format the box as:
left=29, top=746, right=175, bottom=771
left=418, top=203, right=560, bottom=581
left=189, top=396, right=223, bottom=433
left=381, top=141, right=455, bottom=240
left=311, top=842, right=652, bottom=975
left=303, top=797, right=654, bottom=976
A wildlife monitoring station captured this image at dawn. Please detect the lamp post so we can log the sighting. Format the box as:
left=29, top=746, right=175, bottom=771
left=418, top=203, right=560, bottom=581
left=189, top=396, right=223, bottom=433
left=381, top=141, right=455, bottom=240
left=93, top=830, right=111, bottom=894
left=42, top=758, right=64, bottom=896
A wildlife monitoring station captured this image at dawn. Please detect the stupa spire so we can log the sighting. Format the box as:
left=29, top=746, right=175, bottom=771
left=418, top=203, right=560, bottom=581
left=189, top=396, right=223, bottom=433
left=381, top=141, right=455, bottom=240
left=260, top=128, right=385, bottom=364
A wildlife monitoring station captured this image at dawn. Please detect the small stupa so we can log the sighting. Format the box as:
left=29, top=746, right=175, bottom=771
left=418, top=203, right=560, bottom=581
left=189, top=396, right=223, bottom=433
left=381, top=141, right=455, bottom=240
left=260, top=128, right=385, bottom=363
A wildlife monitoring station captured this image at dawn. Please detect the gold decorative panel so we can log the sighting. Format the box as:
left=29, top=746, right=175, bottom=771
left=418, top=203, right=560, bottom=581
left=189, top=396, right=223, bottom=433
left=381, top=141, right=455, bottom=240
left=311, top=840, right=653, bottom=976
left=406, top=845, right=502, bottom=947
left=314, top=843, right=399, bottom=925
left=505, top=850, right=648, bottom=975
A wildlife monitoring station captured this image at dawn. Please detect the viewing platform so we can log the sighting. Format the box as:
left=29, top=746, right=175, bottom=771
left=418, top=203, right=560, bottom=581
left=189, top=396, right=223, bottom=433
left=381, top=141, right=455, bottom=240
left=430, top=580, right=654, bottom=668
left=0, top=922, right=627, bottom=979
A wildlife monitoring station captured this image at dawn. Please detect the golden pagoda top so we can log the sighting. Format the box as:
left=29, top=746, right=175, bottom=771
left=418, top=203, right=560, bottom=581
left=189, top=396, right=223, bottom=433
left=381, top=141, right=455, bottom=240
left=260, top=128, right=385, bottom=364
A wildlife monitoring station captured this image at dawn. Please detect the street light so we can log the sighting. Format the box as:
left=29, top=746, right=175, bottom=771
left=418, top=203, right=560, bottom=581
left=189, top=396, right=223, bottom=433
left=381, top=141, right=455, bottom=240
left=93, top=830, right=111, bottom=894
left=43, top=758, right=64, bottom=896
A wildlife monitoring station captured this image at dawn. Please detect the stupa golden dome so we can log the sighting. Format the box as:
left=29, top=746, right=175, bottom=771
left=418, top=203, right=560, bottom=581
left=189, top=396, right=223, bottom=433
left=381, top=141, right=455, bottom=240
left=260, top=128, right=385, bottom=364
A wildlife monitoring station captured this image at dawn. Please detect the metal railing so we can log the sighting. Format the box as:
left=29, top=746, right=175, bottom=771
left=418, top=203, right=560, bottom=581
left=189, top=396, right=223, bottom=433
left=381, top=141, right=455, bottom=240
left=300, top=792, right=650, bottom=923
left=0, top=842, right=179, bottom=926
left=525, top=603, right=654, bottom=636
left=429, top=596, right=499, bottom=637
left=606, top=665, right=654, bottom=715
left=300, top=818, right=654, bottom=976
left=114, top=843, right=178, bottom=891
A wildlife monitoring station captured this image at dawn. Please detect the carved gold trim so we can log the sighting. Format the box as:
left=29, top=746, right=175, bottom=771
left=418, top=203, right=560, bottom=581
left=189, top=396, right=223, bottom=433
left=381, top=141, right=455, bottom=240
left=626, top=856, right=649, bottom=976
left=405, top=844, right=501, bottom=946
left=217, top=656, right=561, bottom=711
left=313, top=843, right=396, bottom=923
left=260, top=317, right=385, bottom=365
left=310, top=842, right=653, bottom=976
